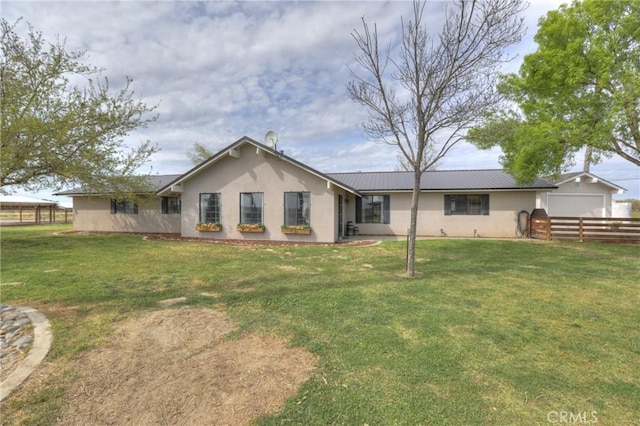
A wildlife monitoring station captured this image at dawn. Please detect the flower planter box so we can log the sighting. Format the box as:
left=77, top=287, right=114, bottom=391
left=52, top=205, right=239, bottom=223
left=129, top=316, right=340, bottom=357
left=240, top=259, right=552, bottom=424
left=281, top=226, right=312, bottom=235
left=196, top=223, right=222, bottom=232
left=237, top=225, right=265, bottom=233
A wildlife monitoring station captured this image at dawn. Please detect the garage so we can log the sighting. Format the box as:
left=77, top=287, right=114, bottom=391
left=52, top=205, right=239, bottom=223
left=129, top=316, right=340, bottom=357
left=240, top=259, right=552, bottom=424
left=543, top=172, right=625, bottom=218
left=546, top=193, right=605, bottom=217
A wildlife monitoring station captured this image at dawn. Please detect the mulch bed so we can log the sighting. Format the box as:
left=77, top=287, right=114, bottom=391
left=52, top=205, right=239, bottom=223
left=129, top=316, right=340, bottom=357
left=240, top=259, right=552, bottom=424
left=58, top=231, right=378, bottom=247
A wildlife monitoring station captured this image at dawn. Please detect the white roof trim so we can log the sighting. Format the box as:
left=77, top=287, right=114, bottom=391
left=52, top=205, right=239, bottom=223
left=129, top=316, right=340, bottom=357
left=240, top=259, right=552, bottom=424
left=556, top=172, right=625, bottom=192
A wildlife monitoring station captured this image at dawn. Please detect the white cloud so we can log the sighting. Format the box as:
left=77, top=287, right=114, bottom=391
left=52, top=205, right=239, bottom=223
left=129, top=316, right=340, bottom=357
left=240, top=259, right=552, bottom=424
left=4, top=0, right=638, bottom=201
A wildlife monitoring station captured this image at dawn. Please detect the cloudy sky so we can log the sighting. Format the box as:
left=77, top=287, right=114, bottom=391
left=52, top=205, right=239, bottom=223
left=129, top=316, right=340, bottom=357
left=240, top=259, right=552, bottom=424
left=4, top=0, right=639, bottom=202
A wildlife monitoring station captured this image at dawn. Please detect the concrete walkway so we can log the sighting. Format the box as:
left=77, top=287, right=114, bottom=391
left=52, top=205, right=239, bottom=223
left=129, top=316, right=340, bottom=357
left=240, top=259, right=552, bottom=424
left=343, top=234, right=529, bottom=242
left=0, top=306, right=52, bottom=402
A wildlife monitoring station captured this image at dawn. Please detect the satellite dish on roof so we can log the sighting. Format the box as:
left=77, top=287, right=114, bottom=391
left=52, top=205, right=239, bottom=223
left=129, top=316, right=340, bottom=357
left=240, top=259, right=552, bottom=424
left=265, top=130, right=278, bottom=148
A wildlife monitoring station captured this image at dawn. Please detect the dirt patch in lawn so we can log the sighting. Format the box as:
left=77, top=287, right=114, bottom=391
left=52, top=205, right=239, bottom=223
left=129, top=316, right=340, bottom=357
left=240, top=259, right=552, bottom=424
left=59, top=307, right=316, bottom=425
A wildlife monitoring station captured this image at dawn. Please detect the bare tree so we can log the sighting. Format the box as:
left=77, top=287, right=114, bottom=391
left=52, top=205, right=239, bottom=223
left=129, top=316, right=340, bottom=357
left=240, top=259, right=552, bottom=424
left=348, top=0, right=526, bottom=277
left=395, top=147, right=440, bottom=172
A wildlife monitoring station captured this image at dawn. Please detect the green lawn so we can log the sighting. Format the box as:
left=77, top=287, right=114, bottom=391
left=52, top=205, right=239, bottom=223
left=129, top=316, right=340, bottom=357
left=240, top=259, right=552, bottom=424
left=1, top=225, right=639, bottom=425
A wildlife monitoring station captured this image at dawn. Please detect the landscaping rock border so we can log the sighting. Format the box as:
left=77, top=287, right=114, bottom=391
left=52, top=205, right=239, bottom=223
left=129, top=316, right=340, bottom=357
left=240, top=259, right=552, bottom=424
left=0, top=305, right=52, bottom=402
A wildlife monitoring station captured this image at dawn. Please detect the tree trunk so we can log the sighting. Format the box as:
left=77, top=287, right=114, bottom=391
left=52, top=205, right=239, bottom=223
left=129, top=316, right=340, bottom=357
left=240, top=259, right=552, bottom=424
left=583, top=145, right=593, bottom=172
left=406, top=166, right=421, bottom=277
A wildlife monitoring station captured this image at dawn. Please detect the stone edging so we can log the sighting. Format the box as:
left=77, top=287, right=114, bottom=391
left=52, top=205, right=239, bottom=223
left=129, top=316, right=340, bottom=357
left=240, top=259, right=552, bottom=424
left=0, top=306, right=52, bottom=402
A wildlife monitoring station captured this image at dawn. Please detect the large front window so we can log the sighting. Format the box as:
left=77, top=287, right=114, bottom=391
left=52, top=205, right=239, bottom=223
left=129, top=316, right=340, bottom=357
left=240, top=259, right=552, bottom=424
left=444, top=194, right=489, bottom=215
left=284, top=192, right=310, bottom=226
left=200, top=193, right=221, bottom=223
left=240, top=192, right=263, bottom=224
left=356, top=195, right=390, bottom=224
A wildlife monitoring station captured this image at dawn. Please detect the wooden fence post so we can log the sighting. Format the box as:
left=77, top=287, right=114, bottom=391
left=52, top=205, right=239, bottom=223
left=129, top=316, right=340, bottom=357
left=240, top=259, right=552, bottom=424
left=546, top=218, right=551, bottom=241
left=578, top=218, right=584, bottom=242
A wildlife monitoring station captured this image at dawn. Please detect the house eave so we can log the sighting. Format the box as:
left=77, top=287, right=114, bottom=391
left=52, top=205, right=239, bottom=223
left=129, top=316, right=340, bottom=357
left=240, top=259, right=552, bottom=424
left=358, top=187, right=557, bottom=194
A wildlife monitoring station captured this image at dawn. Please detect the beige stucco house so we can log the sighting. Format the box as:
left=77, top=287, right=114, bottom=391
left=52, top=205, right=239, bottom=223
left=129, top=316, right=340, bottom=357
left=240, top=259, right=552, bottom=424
left=58, top=136, right=625, bottom=242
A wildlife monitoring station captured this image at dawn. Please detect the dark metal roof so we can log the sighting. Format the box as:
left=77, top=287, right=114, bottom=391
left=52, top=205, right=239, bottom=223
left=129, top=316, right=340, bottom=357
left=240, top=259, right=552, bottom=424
left=57, top=169, right=555, bottom=196
left=54, top=174, right=183, bottom=196
left=145, top=174, right=184, bottom=190
left=328, top=170, right=556, bottom=192
left=55, top=145, right=557, bottom=197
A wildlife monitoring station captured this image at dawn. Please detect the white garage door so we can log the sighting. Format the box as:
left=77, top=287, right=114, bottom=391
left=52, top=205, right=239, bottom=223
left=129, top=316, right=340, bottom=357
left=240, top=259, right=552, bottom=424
left=547, top=194, right=605, bottom=217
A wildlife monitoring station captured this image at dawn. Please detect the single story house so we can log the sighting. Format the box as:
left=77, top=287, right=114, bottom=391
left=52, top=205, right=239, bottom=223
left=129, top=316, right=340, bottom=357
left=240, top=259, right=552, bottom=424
left=56, top=136, right=625, bottom=242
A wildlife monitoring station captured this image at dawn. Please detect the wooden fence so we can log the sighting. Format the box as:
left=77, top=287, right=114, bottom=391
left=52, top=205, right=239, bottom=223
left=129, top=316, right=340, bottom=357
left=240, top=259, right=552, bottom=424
left=0, top=205, right=73, bottom=225
left=531, top=216, right=640, bottom=243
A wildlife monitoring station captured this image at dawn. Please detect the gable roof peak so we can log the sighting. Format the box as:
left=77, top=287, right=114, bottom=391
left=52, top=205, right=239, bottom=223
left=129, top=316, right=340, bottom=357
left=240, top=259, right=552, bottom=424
left=156, top=136, right=360, bottom=196
left=546, top=171, right=625, bottom=192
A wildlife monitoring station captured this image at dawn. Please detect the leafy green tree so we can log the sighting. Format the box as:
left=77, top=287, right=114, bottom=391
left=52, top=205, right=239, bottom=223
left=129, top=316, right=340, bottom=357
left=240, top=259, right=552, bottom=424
left=1, top=18, right=158, bottom=195
left=468, top=0, right=640, bottom=184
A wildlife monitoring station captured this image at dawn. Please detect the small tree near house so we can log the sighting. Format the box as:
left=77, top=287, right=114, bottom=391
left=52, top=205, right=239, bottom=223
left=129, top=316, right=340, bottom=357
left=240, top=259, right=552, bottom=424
left=348, top=0, right=526, bottom=276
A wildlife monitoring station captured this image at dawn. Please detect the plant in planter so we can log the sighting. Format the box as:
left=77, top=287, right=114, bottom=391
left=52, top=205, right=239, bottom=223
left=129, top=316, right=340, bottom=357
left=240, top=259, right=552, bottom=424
left=237, top=223, right=265, bottom=233
left=196, top=222, right=222, bottom=232
left=281, top=224, right=312, bottom=235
